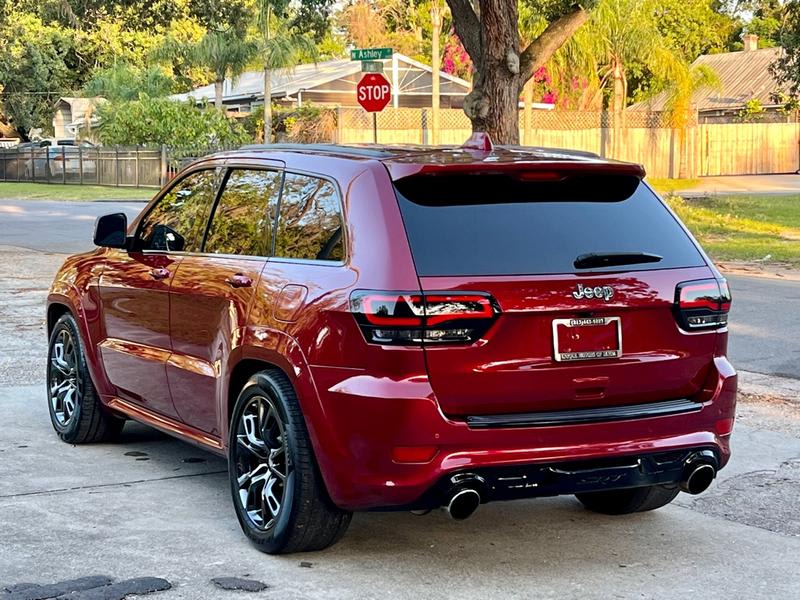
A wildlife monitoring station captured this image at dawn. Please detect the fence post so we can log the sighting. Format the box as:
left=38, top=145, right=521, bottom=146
left=115, top=147, right=120, bottom=187
left=17, top=148, right=21, bottom=182
left=421, top=109, right=429, bottom=145
left=160, top=145, right=168, bottom=186
left=61, top=146, right=66, bottom=184
left=335, top=107, right=343, bottom=144
left=135, top=145, right=140, bottom=188
left=30, top=146, right=34, bottom=181
left=78, top=146, right=83, bottom=185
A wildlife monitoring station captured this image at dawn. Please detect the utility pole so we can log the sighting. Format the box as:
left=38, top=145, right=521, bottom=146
left=431, top=0, right=441, bottom=146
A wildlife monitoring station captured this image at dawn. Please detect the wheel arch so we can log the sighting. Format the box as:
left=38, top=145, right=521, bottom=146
left=225, top=341, right=349, bottom=506
left=47, top=301, right=73, bottom=336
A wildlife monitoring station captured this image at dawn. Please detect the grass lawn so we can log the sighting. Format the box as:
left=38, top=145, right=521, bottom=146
left=648, top=178, right=700, bottom=195
left=667, top=194, right=800, bottom=265
left=0, top=182, right=153, bottom=201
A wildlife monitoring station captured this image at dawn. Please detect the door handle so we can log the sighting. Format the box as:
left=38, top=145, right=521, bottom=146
left=226, top=274, right=253, bottom=288
left=150, top=267, right=170, bottom=280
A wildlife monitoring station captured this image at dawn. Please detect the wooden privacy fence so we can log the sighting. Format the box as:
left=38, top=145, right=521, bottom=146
left=336, top=107, right=800, bottom=178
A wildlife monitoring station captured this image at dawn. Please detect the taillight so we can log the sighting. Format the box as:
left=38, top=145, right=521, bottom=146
left=675, top=279, right=731, bottom=331
left=350, top=291, right=499, bottom=345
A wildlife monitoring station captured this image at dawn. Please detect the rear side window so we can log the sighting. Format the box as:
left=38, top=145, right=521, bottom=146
left=275, top=173, right=344, bottom=261
left=137, top=169, right=219, bottom=252
left=395, top=174, right=705, bottom=276
left=204, top=169, right=281, bottom=256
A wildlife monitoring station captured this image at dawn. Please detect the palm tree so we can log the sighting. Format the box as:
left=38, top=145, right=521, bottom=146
left=255, top=0, right=318, bottom=143
left=188, top=31, right=257, bottom=110
left=554, top=0, right=718, bottom=156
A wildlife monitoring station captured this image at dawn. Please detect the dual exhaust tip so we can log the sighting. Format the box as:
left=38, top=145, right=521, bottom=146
left=442, top=453, right=718, bottom=520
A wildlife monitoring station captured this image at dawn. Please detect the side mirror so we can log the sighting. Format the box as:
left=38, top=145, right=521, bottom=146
left=94, top=212, right=128, bottom=249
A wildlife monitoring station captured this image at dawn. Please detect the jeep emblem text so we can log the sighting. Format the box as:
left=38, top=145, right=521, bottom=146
left=572, top=284, right=614, bottom=302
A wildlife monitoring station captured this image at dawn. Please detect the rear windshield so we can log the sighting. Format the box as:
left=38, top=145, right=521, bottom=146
left=394, top=173, right=705, bottom=276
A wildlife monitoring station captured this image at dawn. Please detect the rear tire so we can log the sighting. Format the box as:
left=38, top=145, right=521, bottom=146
left=228, top=369, right=352, bottom=554
left=47, top=313, right=125, bottom=443
left=575, top=484, right=680, bottom=515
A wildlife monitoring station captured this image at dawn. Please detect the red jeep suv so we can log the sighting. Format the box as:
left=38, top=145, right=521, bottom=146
left=46, top=140, right=736, bottom=554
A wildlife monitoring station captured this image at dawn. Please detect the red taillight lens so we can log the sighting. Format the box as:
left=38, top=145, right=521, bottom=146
left=675, top=279, right=731, bottom=331
left=350, top=291, right=499, bottom=345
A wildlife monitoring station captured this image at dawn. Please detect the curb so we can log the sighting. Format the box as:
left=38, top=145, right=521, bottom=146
left=738, top=370, right=800, bottom=402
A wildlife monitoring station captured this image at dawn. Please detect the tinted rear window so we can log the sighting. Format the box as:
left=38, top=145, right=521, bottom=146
left=394, top=174, right=705, bottom=276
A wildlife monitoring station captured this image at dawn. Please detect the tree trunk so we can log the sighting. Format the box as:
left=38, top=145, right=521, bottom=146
left=611, top=59, right=626, bottom=157
left=522, top=78, right=533, bottom=145
left=263, top=66, right=272, bottom=143
left=463, top=0, right=522, bottom=143
left=446, top=0, right=588, bottom=145
left=215, top=79, right=224, bottom=111
left=431, top=0, right=442, bottom=145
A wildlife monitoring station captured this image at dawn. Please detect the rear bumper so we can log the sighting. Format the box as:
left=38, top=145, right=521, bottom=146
left=308, top=356, right=737, bottom=511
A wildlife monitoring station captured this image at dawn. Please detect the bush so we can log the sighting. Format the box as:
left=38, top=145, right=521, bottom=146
left=95, top=98, right=250, bottom=155
left=244, top=104, right=337, bottom=143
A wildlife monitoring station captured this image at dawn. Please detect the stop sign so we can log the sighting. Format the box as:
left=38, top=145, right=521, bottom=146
left=356, top=73, right=392, bottom=112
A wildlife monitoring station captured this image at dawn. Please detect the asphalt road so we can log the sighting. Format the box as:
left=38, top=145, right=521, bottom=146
left=1, top=198, right=800, bottom=599
left=1, top=199, right=797, bottom=380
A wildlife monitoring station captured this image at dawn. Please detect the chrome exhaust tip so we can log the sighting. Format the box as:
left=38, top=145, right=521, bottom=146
left=681, top=463, right=716, bottom=495
left=445, top=488, right=481, bottom=520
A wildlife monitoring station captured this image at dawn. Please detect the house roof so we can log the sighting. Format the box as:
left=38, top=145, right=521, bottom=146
left=630, top=47, right=785, bottom=113
left=171, top=53, right=471, bottom=104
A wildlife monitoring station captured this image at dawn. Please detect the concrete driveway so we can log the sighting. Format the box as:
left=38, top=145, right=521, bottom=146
left=1, top=199, right=799, bottom=599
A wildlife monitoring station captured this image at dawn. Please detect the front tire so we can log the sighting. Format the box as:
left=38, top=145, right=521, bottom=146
left=47, top=313, right=124, bottom=443
left=576, top=484, right=680, bottom=515
left=228, top=369, right=351, bottom=554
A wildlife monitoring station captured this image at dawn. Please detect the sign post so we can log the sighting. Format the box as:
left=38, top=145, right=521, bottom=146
left=352, top=48, right=394, bottom=143
left=355, top=72, right=392, bottom=143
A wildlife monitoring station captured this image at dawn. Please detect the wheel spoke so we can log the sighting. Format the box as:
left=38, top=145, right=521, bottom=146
left=263, top=473, right=281, bottom=517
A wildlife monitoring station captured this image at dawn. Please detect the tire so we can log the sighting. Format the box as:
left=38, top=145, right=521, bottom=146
left=228, top=369, right=352, bottom=554
left=575, top=484, right=680, bottom=515
left=47, top=313, right=125, bottom=443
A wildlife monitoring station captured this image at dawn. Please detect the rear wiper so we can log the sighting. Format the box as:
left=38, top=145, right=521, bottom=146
left=574, top=252, right=663, bottom=270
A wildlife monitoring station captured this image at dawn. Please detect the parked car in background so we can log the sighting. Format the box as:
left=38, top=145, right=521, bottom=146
left=0, top=139, right=97, bottom=182
left=45, top=138, right=737, bottom=554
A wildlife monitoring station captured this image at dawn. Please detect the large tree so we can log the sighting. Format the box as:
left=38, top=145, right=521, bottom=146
left=444, top=0, right=591, bottom=143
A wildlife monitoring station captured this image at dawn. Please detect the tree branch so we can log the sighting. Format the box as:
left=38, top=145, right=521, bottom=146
left=519, top=6, right=588, bottom=83
left=444, top=0, right=481, bottom=61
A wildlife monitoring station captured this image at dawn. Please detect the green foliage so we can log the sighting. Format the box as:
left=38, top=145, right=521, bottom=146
left=0, top=12, right=75, bottom=136
left=738, top=98, right=766, bottom=121
left=184, top=31, right=258, bottom=86
left=84, top=64, right=175, bottom=101
left=653, top=0, right=733, bottom=60
left=244, top=103, right=336, bottom=143
left=771, top=2, right=800, bottom=97
left=95, top=97, right=249, bottom=151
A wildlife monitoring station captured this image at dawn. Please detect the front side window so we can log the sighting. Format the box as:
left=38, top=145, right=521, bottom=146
left=136, top=169, right=219, bottom=252
left=275, top=173, right=344, bottom=261
left=204, top=169, right=281, bottom=256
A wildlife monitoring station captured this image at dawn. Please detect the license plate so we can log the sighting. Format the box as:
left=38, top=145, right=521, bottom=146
left=552, top=317, right=622, bottom=362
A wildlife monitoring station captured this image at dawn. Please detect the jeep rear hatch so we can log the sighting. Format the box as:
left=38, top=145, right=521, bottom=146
left=390, top=166, right=725, bottom=417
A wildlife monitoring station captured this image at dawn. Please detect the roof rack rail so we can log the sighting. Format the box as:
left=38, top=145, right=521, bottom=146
left=240, top=143, right=392, bottom=159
